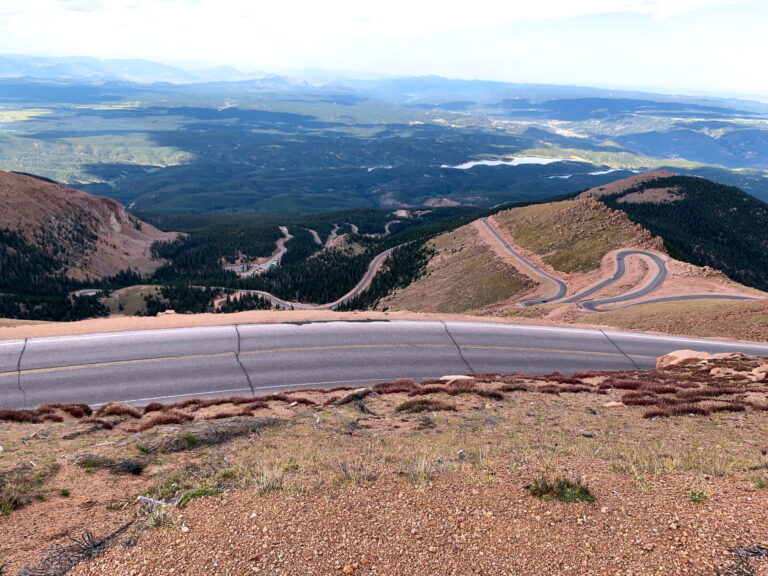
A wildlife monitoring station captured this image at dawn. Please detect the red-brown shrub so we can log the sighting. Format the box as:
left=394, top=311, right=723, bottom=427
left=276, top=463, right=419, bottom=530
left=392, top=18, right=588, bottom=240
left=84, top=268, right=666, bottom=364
left=206, top=411, right=239, bottom=420
left=607, top=380, right=643, bottom=390
left=254, top=393, right=291, bottom=403
left=41, top=413, right=64, bottom=423
left=289, top=397, right=318, bottom=406
left=667, top=404, right=713, bottom=417
left=136, top=410, right=194, bottom=432
left=143, top=402, right=165, bottom=414
left=557, top=384, right=592, bottom=394
left=95, top=403, right=142, bottom=419
left=445, top=381, right=477, bottom=395
left=81, top=417, right=115, bottom=430
left=499, top=383, right=529, bottom=392
left=536, top=384, right=562, bottom=394
left=167, top=398, right=204, bottom=410
left=0, top=409, right=43, bottom=423
left=639, top=384, right=677, bottom=394
left=707, top=402, right=747, bottom=413
left=395, top=399, right=456, bottom=413
left=36, top=403, right=92, bottom=418
left=476, top=389, right=504, bottom=400
left=572, top=371, right=600, bottom=379
left=408, top=385, right=449, bottom=397
left=240, top=401, right=268, bottom=411
left=621, top=395, right=659, bottom=406
left=372, top=380, right=418, bottom=394
left=540, top=372, right=581, bottom=385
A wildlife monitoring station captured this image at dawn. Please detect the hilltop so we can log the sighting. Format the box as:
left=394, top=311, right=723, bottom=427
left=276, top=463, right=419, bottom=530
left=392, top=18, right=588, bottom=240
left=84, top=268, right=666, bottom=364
left=0, top=172, right=175, bottom=280
left=579, top=172, right=768, bottom=291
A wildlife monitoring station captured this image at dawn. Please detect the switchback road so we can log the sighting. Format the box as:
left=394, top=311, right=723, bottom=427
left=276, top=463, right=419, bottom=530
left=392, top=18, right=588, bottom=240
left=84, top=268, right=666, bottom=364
left=481, top=217, right=761, bottom=311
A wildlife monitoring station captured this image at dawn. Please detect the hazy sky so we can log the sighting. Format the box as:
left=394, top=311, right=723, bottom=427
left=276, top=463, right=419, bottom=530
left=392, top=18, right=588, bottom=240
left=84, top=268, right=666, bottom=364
left=0, top=0, right=765, bottom=96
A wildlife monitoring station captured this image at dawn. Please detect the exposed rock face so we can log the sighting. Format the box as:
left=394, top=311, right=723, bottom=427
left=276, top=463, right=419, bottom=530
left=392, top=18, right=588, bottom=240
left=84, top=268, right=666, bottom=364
left=0, top=172, right=176, bottom=280
left=579, top=170, right=677, bottom=200
left=656, top=350, right=745, bottom=369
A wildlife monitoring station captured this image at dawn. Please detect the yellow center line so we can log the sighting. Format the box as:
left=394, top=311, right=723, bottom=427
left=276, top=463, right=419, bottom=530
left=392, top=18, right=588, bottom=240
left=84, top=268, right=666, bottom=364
left=463, top=345, right=656, bottom=359
left=0, top=351, right=235, bottom=377
left=0, top=343, right=654, bottom=378
left=240, top=343, right=449, bottom=356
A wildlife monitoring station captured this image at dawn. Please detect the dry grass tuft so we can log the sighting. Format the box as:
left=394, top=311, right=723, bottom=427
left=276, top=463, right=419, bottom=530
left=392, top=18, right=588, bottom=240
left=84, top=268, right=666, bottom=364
left=0, top=409, right=42, bottom=424
left=373, top=380, right=418, bottom=394
left=136, top=410, right=194, bottom=432
left=95, top=403, right=142, bottom=419
left=80, top=417, right=115, bottom=430
left=395, top=399, right=456, bottom=414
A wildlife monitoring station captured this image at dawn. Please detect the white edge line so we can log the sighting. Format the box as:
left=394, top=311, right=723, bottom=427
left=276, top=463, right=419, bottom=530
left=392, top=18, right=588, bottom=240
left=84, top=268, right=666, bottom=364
left=25, top=325, right=237, bottom=345
left=9, top=320, right=768, bottom=351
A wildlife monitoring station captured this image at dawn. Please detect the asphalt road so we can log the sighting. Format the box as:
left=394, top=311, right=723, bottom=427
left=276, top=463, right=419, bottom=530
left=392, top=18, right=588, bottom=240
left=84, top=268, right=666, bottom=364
left=569, top=250, right=666, bottom=311
left=2, top=320, right=767, bottom=409
left=479, top=218, right=568, bottom=305
left=247, top=246, right=396, bottom=310
left=481, top=218, right=760, bottom=311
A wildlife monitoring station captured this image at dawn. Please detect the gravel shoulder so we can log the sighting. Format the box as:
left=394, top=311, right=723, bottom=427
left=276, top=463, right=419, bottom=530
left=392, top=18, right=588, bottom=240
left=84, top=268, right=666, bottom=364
left=2, top=356, right=767, bottom=576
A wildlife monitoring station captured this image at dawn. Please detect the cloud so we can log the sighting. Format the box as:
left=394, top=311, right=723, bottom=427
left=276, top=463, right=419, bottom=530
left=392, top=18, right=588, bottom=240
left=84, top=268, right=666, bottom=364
left=58, top=0, right=106, bottom=12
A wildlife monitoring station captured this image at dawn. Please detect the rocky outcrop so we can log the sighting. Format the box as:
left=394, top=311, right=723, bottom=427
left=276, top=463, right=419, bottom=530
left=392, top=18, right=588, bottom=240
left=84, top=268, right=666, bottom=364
left=0, top=172, right=177, bottom=279
left=656, top=350, right=745, bottom=369
left=579, top=170, right=677, bottom=200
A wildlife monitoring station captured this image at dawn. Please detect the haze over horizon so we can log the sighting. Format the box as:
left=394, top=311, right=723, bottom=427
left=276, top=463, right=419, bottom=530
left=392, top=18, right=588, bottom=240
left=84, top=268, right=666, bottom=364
left=0, top=0, right=765, bottom=98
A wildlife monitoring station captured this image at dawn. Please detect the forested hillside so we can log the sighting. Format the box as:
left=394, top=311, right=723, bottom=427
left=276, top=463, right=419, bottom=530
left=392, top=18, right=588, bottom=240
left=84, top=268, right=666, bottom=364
left=597, top=175, right=768, bottom=291
left=0, top=229, right=107, bottom=320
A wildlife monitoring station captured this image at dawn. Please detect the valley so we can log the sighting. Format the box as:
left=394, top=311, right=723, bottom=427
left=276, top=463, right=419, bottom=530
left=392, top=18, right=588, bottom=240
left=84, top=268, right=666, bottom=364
left=0, top=51, right=767, bottom=576
left=2, top=0, right=768, bottom=570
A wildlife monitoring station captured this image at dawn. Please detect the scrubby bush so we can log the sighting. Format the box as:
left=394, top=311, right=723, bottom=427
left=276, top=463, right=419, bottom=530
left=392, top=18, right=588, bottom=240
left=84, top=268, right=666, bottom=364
left=395, top=399, right=456, bottom=414
left=95, top=403, right=141, bottom=419
left=527, top=476, right=595, bottom=503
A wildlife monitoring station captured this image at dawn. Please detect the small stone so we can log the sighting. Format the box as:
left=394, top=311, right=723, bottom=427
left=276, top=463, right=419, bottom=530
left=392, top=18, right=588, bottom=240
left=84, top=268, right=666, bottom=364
left=343, top=565, right=355, bottom=574
left=181, top=525, right=190, bottom=533
left=602, top=401, right=625, bottom=408
left=429, top=546, right=438, bottom=553
left=600, top=507, right=609, bottom=514
left=579, top=430, right=596, bottom=438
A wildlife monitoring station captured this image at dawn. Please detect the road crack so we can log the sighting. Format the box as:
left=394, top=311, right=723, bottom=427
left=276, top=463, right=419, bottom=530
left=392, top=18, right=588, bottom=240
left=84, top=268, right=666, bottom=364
left=17, top=338, right=28, bottom=401
left=234, top=325, right=255, bottom=397
left=600, top=330, right=640, bottom=370
left=441, top=322, right=476, bottom=375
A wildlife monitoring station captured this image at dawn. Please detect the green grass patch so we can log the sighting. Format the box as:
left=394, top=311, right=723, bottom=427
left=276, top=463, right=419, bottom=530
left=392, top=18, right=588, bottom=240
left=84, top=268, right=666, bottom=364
left=176, top=487, right=223, bottom=508
left=527, top=476, right=596, bottom=503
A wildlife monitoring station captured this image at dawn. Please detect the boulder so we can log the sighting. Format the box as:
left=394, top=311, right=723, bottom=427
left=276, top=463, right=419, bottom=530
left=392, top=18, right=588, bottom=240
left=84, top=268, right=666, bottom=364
left=656, top=350, right=743, bottom=369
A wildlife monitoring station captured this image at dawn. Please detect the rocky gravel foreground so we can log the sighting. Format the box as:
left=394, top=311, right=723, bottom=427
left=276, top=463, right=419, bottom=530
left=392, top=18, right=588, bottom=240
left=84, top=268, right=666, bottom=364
left=2, top=351, right=767, bottom=576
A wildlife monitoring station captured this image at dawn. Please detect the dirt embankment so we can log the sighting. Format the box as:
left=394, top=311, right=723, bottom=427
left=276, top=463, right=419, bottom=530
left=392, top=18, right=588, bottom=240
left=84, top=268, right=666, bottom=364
left=2, top=355, right=768, bottom=576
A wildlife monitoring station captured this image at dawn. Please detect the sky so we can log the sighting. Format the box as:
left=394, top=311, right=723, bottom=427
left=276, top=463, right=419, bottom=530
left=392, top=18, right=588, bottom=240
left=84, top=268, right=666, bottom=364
left=0, top=0, right=765, bottom=96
